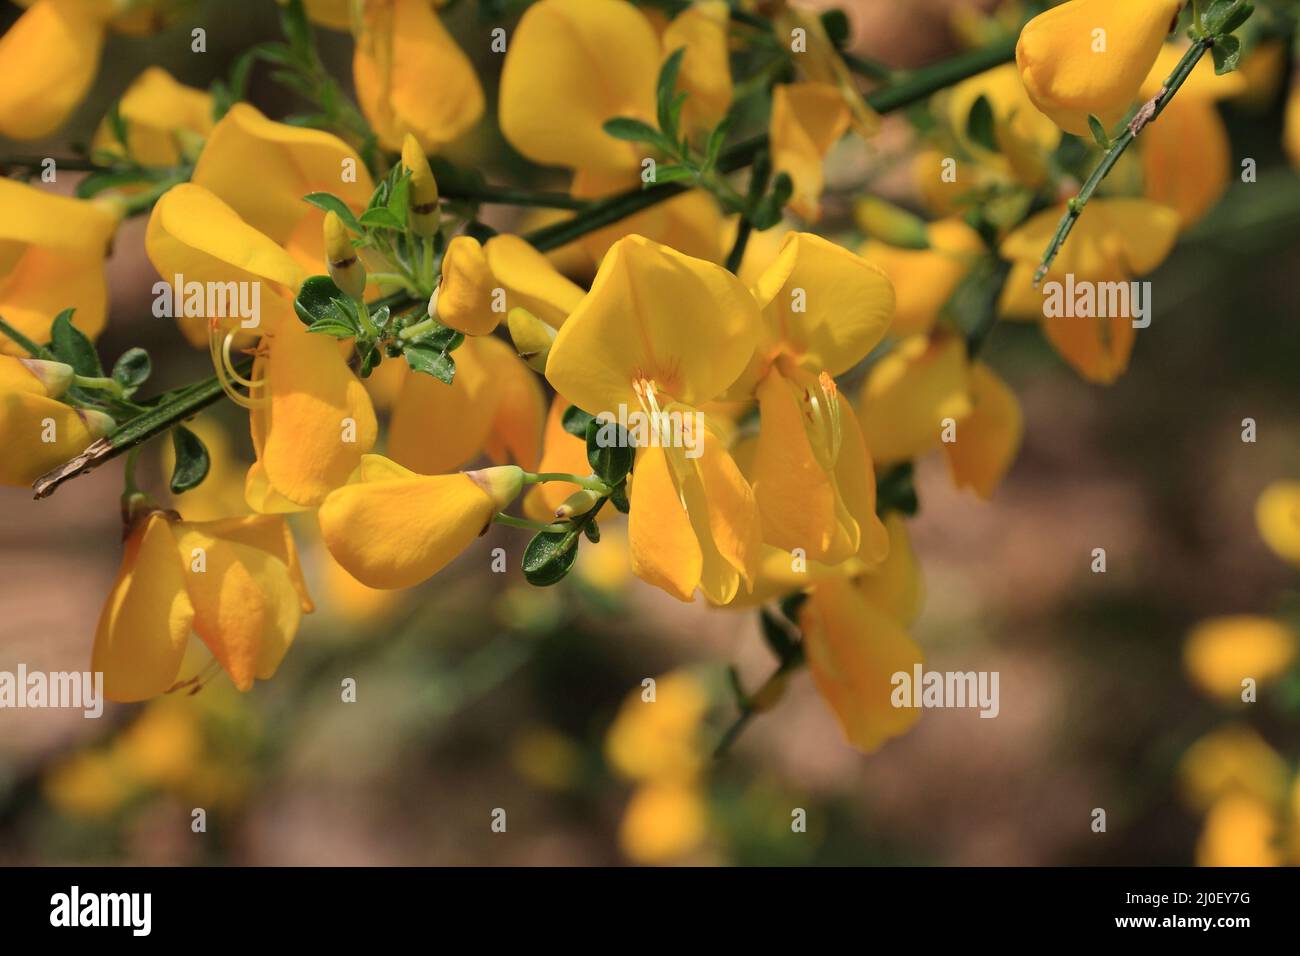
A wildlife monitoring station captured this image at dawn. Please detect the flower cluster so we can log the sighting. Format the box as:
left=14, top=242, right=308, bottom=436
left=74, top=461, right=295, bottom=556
left=0, top=0, right=1289, bottom=775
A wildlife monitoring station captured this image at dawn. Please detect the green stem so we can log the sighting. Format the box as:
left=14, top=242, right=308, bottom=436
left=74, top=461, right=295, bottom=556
left=1033, top=39, right=1210, bottom=285
left=31, top=357, right=253, bottom=500
left=0, top=315, right=53, bottom=359
left=493, top=513, right=571, bottom=534
left=72, top=374, right=127, bottom=399
left=523, top=472, right=611, bottom=494
left=398, top=316, right=439, bottom=341
left=439, top=182, right=590, bottom=210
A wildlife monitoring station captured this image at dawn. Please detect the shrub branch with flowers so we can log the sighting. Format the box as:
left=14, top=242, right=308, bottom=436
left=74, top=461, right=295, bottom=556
left=0, top=0, right=1292, bottom=775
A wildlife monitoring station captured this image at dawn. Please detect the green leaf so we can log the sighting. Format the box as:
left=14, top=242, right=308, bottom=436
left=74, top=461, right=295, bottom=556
left=1087, top=114, right=1110, bottom=150
left=111, top=348, right=151, bottom=389
left=603, top=117, right=670, bottom=151
left=608, top=483, right=630, bottom=514
left=649, top=164, right=697, bottom=185
left=359, top=344, right=381, bottom=378
left=876, top=462, right=919, bottom=517
left=966, top=94, right=998, bottom=152
left=585, top=419, right=633, bottom=485
left=306, top=316, right=359, bottom=337
left=49, top=309, right=102, bottom=377
left=404, top=343, right=456, bottom=384
left=562, top=405, right=596, bottom=437
left=76, top=169, right=155, bottom=199
left=279, top=0, right=314, bottom=62
left=657, top=47, right=687, bottom=140
left=1211, top=34, right=1241, bottom=75
left=106, top=100, right=128, bottom=152
left=303, top=193, right=361, bottom=232
left=752, top=172, right=793, bottom=230
left=759, top=609, right=800, bottom=663
left=522, top=529, right=580, bottom=586
left=294, top=275, right=346, bottom=326
left=358, top=206, right=406, bottom=230
left=1202, top=0, right=1254, bottom=35
left=819, top=9, right=851, bottom=48
left=703, top=117, right=731, bottom=172
left=169, top=425, right=211, bottom=494
left=386, top=170, right=412, bottom=227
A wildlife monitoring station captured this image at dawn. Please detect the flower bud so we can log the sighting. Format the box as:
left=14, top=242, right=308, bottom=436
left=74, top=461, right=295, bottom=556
left=554, top=487, right=602, bottom=520
left=401, top=133, right=441, bottom=237
left=853, top=197, right=930, bottom=250
left=18, top=358, right=75, bottom=397
left=79, top=408, right=117, bottom=438
left=506, top=306, right=556, bottom=373
left=434, top=236, right=500, bottom=335
left=324, top=210, right=366, bottom=299
left=465, top=464, right=525, bottom=512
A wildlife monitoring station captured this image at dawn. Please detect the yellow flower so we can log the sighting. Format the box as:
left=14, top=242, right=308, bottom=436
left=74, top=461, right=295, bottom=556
left=857, top=333, right=972, bottom=467
left=662, top=1, right=733, bottom=133
left=942, top=361, right=1023, bottom=500
left=858, top=218, right=985, bottom=337
left=1185, top=615, right=1298, bottom=702
left=1016, top=0, right=1184, bottom=136
left=298, top=0, right=353, bottom=31
left=619, top=781, right=709, bottom=864
left=149, top=107, right=382, bottom=509
left=0, top=179, right=119, bottom=355
left=434, top=234, right=587, bottom=336
left=43, top=751, right=132, bottom=820
left=744, top=232, right=894, bottom=564
left=798, top=576, right=925, bottom=753
left=190, top=103, right=374, bottom=278
left=0, top=354, right=113, bottom=487
left=0, top=0, right=101, bottom=138
left=92, top=512, right=313, bottom=702
left=999, top=199, right=1180, bottom=384
left=90, top=67, right=213, bottom=167
left=1256, top=481, right=1300, bottom=568
left=1179, top=724, right=1291, bottom=812
left=318, top=454, right=524, bottom=589
left=605, top=670, right=710, bottom=781
left=546, top=236, right=762, bottom=604
left=946, top=63, right=1062, bottom=188
left=1196, top=793, right=1283, bottom=867
left=400, top=133, right=441, bottom=236
left=352, top=0, right=484, bottom=153
left=769, top=82, right=851, bottom=222
left=387, top=335, right=545, bottom=477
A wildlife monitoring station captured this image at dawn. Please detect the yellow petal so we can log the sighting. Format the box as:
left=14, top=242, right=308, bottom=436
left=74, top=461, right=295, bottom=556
left=484, top=234, right=586, bottom=329
left=301, top=0, right=352, bottom=31
left=191, top=103, right=372, bottom=271
left=145, top=183, right=306, bottom=338
left=172, top=522, right=302, bottom=690
left=481, top=346, right=546, bottom=471
left=546, top=235, right=759, bottom=415
left=942, top=361, right=1023, bottom=499
left=752, top=232, right=895, bottom=378
left=1001, top=199, right=1181, bottom=278
left=258, top=315, right=378, bottom=507
left=799, top=577, right=924, bottom=753
left=628, top=444, right=703, bottom=602
left=499, top=0, right=660, bottom=173
left=92, top=514, right=194, bottom=703
left=572, top=170, right=727, bottom=265
left=769, top=82, right=850, bottom=222
left=1185, top=615, right=1297, bottom=702
left=859, top=219, right=985, bottom=337
left=353, top=0, right=484, bottom=152
left=1141, top=96, right=1229, bottom=228
left=752, top=371, right=841, bottom=559
left=858, top=334, right=972, bottom=466
left=1179, top=723, right=1290, bottom=812
left=1256, top=481, right=1300, bottom=567
left=192, top=514, right=314, bottom=614
left=388, top=335, right=501, bottom=474
left=436, top=235, right=501, bottom=335
left=946, top=62, right=1062, bottom=165
left=92, top=66, right=213, bottom=166
left=662, top=0, right=733, bottom=134
left=834, top=396, right=889, bottom=565
left=318, top=463, right=495, bottom=589
left=619, top=782, right=709, bottom=863
left=857, top=513, right=923, bottom=626
left=0, top=0, right=107, bottom=140
left=681, top=423, right=762, bottom=604
left=1141, top=41, right=1249, bottom=101
left=0, top=392, right=104, bottom=486
left=1016, top=0, right=1183, bottom=136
